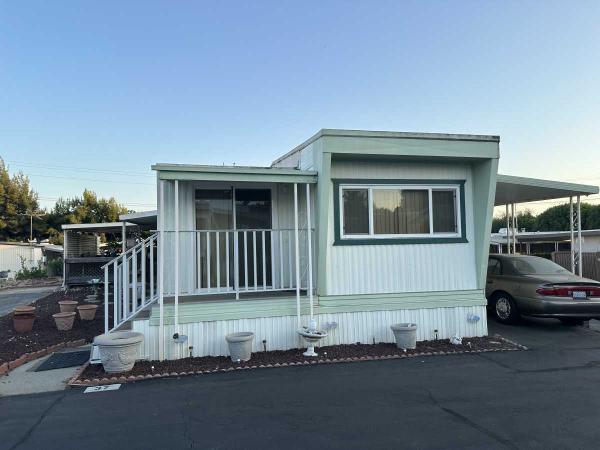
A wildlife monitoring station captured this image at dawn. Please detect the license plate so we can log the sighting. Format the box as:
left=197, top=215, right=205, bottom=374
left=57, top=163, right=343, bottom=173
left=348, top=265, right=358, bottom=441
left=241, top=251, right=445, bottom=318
left=572, top=291, right=587, bottom=299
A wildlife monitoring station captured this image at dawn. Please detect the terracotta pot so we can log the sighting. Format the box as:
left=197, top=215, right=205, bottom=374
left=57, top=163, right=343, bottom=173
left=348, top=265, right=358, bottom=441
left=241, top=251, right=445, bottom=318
left=53, top=312, right=76, bottom=331
left=77, top=304, right=98, bottom=321
left=14, top=305, right=36, bottom=316
left=58, top=300, right=78, bottom=313
left=13, top=314, right=35, bottom=333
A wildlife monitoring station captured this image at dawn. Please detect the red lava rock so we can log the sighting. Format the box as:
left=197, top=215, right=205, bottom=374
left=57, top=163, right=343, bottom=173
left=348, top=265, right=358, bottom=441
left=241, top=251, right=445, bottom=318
left=76, top=337, right=523, bottom=384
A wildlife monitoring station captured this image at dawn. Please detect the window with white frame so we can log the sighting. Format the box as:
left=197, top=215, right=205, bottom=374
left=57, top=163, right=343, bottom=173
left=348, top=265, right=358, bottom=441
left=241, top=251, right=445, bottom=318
left=340, top=184, right=461, bottom=239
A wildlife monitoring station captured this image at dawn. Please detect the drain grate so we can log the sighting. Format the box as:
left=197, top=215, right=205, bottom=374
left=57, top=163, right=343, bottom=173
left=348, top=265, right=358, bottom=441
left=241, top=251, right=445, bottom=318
left=35, top=350, right=90, bottom=371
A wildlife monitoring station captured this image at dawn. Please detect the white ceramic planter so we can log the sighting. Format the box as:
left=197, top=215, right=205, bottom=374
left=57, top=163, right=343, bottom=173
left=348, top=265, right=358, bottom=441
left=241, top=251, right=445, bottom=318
left=390, top=323, right=417, bottom=349
left=225, top=332, right=254, bottom=362
left=94, top=331, right=144, bottom=373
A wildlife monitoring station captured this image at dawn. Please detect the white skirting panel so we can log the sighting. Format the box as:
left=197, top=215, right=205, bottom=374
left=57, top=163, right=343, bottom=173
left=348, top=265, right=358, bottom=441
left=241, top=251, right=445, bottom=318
left=133, top=305, right=488, bottom=361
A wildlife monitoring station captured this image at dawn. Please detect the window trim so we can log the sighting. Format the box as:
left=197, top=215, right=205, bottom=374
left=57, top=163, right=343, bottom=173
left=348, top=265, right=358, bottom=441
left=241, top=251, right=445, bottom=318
left=333, top=179, right=467, bottom=246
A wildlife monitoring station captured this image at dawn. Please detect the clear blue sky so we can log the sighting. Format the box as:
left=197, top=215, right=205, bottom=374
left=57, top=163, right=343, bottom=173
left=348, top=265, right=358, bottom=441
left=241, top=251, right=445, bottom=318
left=1, top=1, right=599, bottom=212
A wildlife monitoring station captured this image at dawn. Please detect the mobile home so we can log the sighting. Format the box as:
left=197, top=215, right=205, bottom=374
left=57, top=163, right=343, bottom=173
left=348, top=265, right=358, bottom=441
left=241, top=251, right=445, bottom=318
left=100, top=129, right=597, bottom=360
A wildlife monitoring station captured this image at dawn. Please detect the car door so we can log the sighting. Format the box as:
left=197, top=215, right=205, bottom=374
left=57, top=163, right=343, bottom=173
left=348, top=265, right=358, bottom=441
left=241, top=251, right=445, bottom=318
left=486, top=257, right=502, bottom=298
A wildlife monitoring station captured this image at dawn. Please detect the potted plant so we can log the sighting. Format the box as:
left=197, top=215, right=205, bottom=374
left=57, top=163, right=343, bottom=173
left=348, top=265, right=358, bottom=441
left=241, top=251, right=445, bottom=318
left=94, top=331, right=144, bottom=373
left=13, top=306, right=35, bottom=333
left=77, top=304, right=98, bottom=321
left=53, top=311, right=76, bottom=331
left=225, top=332, right=254, bottom=362
left=390, top=323, right=417, bottom=349
left=58, top=300, right=78, bottom=313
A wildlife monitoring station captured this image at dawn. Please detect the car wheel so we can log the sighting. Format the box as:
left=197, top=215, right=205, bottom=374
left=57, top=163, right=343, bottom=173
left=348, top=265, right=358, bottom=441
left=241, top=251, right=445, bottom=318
left=491, top=292, right=520, bottom=324
left=559, top=318, right=584, bottom=326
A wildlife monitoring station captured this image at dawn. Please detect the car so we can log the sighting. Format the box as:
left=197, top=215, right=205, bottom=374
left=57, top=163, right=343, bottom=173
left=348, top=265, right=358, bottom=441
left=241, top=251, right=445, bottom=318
left=486, top=254, right=600, bottom=325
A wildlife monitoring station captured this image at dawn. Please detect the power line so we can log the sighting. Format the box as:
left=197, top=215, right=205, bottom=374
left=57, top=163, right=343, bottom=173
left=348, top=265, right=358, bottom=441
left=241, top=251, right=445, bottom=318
left=23, top=172, right=156, bottom=186
left=5, top=160, right=155, bottom=178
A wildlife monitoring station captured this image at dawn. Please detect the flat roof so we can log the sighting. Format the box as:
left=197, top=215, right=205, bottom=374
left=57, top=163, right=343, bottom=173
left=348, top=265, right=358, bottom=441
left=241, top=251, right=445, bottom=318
left=273, top=128, right=500, bottom=166
left=119, top=210, right=157, bottom=226
left=491, top=229, right=600, bottom=243
left=152, top=163, right=318, bottom=184
left=62, top=222, right=136, bottom=233
left=495, top=174, right=599, bottom=206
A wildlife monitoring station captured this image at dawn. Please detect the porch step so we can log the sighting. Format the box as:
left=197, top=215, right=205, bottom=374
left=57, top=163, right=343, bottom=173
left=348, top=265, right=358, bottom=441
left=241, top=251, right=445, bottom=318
left=114, top=307, right=151, bottom=331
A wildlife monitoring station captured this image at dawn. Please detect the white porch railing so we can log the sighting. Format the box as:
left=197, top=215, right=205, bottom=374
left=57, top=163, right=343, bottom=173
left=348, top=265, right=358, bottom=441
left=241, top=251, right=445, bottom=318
left=162, top=229, right=313, bottom=296
left=103, top=233, right=159, bottom=332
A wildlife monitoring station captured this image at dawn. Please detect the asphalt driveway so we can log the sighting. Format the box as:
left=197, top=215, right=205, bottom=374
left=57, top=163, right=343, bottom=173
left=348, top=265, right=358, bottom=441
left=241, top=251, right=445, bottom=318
left=0, top=286, right=57, bottom=317
left=2, top=318, right=600, bottom=450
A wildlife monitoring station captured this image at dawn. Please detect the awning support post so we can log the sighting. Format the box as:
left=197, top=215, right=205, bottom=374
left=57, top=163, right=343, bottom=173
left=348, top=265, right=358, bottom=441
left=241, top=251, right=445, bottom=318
left=505, top=204, right=510, bottom=254
left=158, top=180, right=165, bottom=361
left=511, top=203, right=516, bottom=254
left=570, top=196, right=575, bottom=273
left=174, top=180, right=180, bottom=357
left=306, top=183, right=314, bottom=320
left=294, top=183, right=301, bottom=329
left=577, top=195, right=583, bottom=276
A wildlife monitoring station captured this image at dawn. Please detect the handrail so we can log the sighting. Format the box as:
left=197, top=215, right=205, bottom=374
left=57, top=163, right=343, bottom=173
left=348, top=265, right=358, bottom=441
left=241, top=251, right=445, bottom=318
left=161, top=228, right=314, bottom=233
left=103, top=232, right=159, bottom=333
left=101, top=233, right=157, bottom=269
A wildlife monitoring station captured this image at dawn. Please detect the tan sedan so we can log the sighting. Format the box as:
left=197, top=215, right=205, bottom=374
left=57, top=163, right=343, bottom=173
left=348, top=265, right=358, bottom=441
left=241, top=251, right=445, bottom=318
left=486, top=255, right=600, bottom=325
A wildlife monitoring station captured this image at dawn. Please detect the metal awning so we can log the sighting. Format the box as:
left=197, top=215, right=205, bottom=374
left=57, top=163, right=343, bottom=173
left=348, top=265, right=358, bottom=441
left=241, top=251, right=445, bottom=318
left=119, top=210, right=157, bottom=227
left=495, top=174, right=598, bottom=206
left=494, top=174, right=598, bottom=276
left=152, top=164, right=318, bottom=184
left=61, top=222, right=136, bottom=233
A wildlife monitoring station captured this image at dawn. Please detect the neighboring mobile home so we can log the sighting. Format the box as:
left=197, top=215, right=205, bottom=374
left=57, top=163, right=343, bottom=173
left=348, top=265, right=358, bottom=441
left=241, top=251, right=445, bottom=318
left=100, top=129, right=598, bottom=361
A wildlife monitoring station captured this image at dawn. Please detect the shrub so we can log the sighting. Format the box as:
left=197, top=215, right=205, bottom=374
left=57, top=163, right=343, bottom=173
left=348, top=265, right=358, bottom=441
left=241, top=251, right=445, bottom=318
left=47, top=258, right=63, bottom=276
left=15, top=256, right=47, bottom=280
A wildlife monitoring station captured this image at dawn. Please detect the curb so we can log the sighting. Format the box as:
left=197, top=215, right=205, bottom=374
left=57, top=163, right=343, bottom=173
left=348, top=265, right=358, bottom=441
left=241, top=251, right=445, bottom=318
left=70, top=341, right=525, bottom=387
left=0, top=338, right=87, bottom=376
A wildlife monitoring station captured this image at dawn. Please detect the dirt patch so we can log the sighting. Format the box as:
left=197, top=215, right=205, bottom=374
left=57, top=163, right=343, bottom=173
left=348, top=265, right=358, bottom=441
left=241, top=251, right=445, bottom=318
left=0, top=277, right=62, bottom=290
left=78, top=336, right=523, bottom=383
left=0, top=288, right=108, bottom=364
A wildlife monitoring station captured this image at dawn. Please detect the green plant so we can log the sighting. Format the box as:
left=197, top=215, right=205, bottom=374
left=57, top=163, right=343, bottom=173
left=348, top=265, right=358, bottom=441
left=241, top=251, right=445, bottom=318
left=47, top=258, right=63, bottom=276
left=15, top=256, right=47, bottom=280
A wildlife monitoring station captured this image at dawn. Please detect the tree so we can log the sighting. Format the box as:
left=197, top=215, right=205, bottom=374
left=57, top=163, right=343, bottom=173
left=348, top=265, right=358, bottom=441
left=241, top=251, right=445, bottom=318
left=0, top=158, right=40, bottom=241
left=45, top=190, right=130, bottom=244
left=492, top=209, right=537, bottom=233
left=493, top=203, right=600, bottom=233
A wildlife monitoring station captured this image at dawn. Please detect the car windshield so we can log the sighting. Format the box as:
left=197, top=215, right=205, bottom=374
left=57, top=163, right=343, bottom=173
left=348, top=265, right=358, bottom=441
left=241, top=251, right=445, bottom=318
left=510, top=257, right=571, bottom=275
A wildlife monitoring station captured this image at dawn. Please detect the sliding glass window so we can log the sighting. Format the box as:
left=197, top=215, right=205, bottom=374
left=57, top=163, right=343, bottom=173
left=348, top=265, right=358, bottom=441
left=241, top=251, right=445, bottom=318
left=340, top=184, right=461, bottom=240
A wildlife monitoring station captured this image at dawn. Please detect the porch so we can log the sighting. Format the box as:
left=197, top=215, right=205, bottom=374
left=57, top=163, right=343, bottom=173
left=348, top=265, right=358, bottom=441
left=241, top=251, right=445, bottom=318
left=103, top=166, right=319, bottom=361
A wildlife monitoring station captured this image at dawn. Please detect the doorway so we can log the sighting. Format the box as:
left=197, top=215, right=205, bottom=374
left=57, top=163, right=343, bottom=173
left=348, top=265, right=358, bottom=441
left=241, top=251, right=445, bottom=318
left=194, top=188, right=272, bottom=291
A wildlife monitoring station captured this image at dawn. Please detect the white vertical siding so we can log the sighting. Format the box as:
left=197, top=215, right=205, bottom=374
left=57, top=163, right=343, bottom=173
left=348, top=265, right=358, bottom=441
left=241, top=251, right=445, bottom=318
left=271, top=142, right=316, bottom=170
left=160, top=180, right=316, bottom=294
left=134, top=305, right=488, bottom=360
left=327, top=160, right=477, bottom=295
left=0, top=245, right=43, bottom=273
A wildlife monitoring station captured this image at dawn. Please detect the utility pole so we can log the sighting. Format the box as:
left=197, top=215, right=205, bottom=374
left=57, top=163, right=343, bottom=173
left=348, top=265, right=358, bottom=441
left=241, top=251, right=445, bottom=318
left=30, top=212, right=33, bottom=243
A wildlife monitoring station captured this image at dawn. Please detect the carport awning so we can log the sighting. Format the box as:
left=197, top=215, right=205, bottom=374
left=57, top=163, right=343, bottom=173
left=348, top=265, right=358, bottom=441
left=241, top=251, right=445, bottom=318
left=495, top=174, right=599, bottom=206
left=119, top=210, right=157, bottom=227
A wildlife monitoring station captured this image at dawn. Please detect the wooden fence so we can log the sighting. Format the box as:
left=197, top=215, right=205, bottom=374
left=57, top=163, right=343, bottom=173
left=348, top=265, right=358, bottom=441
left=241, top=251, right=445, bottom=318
left=552, top=251, right=600, bottom=281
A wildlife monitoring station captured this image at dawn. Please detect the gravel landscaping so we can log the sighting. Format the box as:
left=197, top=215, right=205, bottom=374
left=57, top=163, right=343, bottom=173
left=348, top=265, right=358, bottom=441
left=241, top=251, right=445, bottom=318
left=76, top=335, right=525, bottom=385
left=0, top=288, right=107, bottom=364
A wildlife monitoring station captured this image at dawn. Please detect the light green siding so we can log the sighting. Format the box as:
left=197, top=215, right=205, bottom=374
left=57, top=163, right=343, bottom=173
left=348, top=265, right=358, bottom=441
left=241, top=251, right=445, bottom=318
left=148, top=289, right=486, bottom=325
left=472, top=158, right=499, bottom=289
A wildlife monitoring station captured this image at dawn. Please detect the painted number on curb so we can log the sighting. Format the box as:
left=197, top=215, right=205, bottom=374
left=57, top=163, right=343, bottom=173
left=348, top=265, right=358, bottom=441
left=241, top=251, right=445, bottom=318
left=84, top=384, right=121, bottom=393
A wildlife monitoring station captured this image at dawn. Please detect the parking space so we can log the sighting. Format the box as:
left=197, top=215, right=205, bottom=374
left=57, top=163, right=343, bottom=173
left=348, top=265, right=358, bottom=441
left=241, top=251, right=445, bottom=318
left=488, top=315, right=600, bottom=350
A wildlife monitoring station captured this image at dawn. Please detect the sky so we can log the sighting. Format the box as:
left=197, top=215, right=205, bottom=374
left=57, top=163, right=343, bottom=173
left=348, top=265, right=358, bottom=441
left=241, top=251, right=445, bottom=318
left=1, top=0, right=599, bottom=214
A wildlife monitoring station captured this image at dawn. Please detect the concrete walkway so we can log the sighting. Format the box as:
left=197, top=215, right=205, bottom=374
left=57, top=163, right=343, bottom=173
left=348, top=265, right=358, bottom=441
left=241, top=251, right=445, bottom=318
left=0, top=286, right=57, bottom=316
left=0, top=348, right=86, bottom=398
left=2, top=318, right=600, bottom=449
